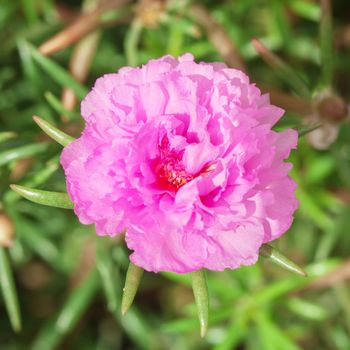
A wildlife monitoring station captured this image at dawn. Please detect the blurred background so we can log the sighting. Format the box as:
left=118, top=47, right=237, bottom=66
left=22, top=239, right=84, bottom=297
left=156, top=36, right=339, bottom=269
left=0, top=0, right=350, bottom=349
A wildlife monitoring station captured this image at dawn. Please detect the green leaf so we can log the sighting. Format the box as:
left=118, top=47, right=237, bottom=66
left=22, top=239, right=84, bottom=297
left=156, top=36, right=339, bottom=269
left=17, top=38, right=44, bottom=94
left=119, top=309, right=156, bottom=350
left=0, top=132, right=16, bottom=144
left=191, top=269, right=209, bottom=337
left=0, top=247, right=22, bottom=332
left=259, top=244, right=307, bottom=277
left=124, top=19, right=143, bottom=67
left=0, top=142, right=48, bottom=167
left=10, top=212, right=64, bottom=271
left=286, top=297, right=328, bottom=321
left=33, top=115, right=75, bottom=146
left=121, top=262, right=144, bottom=315
left=96, top=238, right=120, bottom=313
left=32, top=269, right=99, bottom=350
left=256, top=312, right=302, bottom=350
left=10, top=184, right=74, bottom=209
left=4, top=156, right=59, bottom=205
left=44, top=92, right=80, bottom=121
left=289, top=0, right=321, bottom=22
left=28, top=42, right=88, bottom=99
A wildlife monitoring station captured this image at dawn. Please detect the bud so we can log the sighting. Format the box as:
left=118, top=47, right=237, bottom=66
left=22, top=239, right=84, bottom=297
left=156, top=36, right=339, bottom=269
left=306, top=90, right=349, bottom=150
left=314, top=90, right=349, bottom=124
left=306, top=123, right=339, bottom=150
left=0, top=212, right=15, bottom=247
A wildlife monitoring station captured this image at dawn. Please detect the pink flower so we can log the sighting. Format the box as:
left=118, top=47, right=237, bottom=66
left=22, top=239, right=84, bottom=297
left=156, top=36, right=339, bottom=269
left=61, top=53, right=298, bottom=273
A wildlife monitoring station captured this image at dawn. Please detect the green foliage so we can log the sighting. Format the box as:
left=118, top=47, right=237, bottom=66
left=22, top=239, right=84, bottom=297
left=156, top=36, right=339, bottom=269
left=0, top=0, right=349, bottom=349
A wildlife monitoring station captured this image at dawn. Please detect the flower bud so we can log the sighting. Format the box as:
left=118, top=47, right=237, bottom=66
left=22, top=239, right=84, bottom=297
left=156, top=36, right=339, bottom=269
left=314, top=90, right=349, bottom=124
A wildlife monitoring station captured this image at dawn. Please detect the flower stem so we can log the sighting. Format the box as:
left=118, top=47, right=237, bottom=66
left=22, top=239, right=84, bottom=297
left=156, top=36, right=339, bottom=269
left=191, top=269, right=209, bottom=337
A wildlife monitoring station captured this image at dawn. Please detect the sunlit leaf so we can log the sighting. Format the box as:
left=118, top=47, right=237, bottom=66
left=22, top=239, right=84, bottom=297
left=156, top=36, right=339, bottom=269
left=33, top=115, right=75, bottom=146
left=10, top=184, right=74, bottom=209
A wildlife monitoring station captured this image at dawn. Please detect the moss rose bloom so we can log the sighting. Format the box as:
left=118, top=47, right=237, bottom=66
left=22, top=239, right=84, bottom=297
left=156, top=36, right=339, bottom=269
left=61, top=53, right=298, bottom=273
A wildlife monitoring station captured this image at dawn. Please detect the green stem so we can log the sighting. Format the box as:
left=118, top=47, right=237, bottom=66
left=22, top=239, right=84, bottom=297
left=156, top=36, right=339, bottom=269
left=191, top=269, right=209, bottom=337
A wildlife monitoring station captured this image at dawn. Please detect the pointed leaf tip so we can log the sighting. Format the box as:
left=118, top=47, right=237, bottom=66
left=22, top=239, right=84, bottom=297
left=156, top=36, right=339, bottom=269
left=121, top=262, right=144, bottom=315
left=191, top=269, right=209, bottom=337
left=10, top=184, right=74, bottom=209
left=259, top=244, right=307, bottom=277
left=33, top=115, right=75, bottom=146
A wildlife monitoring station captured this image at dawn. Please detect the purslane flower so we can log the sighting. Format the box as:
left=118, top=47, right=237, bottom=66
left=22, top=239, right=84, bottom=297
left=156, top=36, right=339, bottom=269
left=61, top=53, right=298, bottom=273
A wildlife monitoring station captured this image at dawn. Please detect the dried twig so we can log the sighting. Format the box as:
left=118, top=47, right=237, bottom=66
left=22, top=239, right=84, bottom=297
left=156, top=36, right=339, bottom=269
left=61, top=31, right=101, bottom=117
left=189, top=4, right=246, bottom=71
left=39, top=0, right=131, bottom=56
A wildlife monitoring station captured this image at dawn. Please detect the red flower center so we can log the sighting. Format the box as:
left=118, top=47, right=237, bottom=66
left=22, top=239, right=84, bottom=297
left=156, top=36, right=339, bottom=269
left=154, top=136, right=193, bottom=191
left=154, top=135, right=215, bottom=191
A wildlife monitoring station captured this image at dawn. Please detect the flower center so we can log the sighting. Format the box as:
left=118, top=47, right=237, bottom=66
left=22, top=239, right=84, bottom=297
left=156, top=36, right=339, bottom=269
left=154, top=135, right=193, bottom=191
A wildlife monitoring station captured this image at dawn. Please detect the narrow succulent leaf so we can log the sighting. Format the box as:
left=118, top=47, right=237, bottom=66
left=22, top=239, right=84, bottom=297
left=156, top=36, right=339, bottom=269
left=191, top=269, right=209, bottom=337
left=259, top=244, right=307, bottom=277
left=96, top=239, right=120, bottom=312
left=118, top=309, right=156, bottom=350
left=44, top=92, right=80, bottom=121
left=33, top=115, right=75, bottom=146
left=32, top=269, right=99, bottom=350
left=17, top=38, right=44, bottom=92
left=28, top=42, right=88, bottom=99
left=256, top=312, right=303, bottom=350
left=297, top=123, right=322, bottom=137
left=289, top=0, right=321, bottom=22
left=10, top=184, right=74, bottom=209
left=252, top=38, right=310, bottom=98
left=320, top=0, right=333, bottom=87
left=0, top=247, right=22, bottom=332
left=0, top=132, right=16, bottom=144
left=125, top=19, right=143, bottom=66
left=0, top=143, right=48, bottom=167
left=121, top=262, right=144, bottom=315
left=4, top=156, right=59, bottom=205
left=11, top=213, right=64, bottom=271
